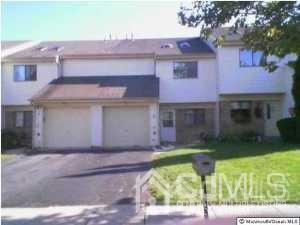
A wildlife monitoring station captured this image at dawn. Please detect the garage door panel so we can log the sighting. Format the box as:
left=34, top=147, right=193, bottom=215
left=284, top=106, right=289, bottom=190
left=44, top=107, right=91, bottom=148
left=104, top=107, right=149, bottom=147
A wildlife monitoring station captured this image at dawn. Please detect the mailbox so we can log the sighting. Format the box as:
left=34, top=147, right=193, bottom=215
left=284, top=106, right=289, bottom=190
left=192, top=154, right=215, bottom=219
left=193, top=154, right=215, bottom=176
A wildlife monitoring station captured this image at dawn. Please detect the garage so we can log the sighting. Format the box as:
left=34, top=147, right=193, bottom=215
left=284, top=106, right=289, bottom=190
left=31, top=75, right=159, bottom=149
left=44, top=107, right=91, bottom=148
left=103, top=106, right=150, bottom=147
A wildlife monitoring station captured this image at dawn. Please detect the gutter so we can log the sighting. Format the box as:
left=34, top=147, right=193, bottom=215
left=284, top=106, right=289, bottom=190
left=61, top=53, right=156, bottom=60
left=156, top=53, right=215, bottom=60
left=30, top=97, right=159, bottom=105
left=3, top=52, right=216, bottom=62
left=2, top=57, right=56, bottom=63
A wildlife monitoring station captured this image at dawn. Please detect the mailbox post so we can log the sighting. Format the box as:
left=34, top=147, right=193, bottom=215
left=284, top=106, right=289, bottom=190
left=192, top=154, right=215, bottom=219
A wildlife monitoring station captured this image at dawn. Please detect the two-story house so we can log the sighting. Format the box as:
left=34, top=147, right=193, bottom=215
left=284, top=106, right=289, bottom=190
left=1, top=31, right=295, bottom=149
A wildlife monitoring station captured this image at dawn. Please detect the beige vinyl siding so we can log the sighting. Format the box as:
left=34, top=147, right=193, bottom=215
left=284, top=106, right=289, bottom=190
left=103, top=106, right=149, bottom=147
left=44, top=107, right=91, bottom=148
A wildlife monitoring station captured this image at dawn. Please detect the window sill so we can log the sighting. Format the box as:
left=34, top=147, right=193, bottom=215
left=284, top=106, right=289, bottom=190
left=173, top=77, right=198, bottom=80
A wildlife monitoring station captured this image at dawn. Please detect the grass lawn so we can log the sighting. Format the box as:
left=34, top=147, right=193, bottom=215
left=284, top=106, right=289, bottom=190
left=1, top=154, right=12, bottom=160
left=151, top=142, right=300, bottom=204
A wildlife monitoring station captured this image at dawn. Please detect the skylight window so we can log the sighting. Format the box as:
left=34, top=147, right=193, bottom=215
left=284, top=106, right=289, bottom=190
left=52, top=46, right=64, bottom=52
left=36, top=46, right=48, bottom=52
left=160, top=43, right=173, bottom=49
left=179, top=42, right=191, bottom=48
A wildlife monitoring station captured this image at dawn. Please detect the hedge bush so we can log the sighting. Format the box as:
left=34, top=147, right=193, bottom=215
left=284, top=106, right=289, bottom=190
left=1, top=129, right=23, bottom=149
left=218, top=130, right=261, bottom=143
left=277, top=117, right=300, bottom=143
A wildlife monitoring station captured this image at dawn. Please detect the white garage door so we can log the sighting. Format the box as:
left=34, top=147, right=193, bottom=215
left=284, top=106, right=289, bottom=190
left=44, top=107, right=91, bottom=148
left=103, top=106, right=149, bottom=147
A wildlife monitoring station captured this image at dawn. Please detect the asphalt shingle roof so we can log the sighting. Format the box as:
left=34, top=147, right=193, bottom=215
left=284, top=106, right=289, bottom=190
left=31, top=75, right=159, bottom=102
left=1, top=41, right=29, bottom=50
left=3, top=37, right=214, bottom=59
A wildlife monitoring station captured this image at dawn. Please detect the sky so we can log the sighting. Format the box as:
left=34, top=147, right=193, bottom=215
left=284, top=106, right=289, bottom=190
left=1, top=1, right=201, bottom=40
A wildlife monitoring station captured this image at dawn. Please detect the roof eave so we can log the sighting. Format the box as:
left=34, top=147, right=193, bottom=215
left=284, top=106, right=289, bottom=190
left=156, top=53, right=215, bottom=60
left=61, top=53, right=155, bottom=59
left=3, top=53, right=216, bottom=61
left=31, top=97, right=159, bottom=105
left=2, top=57, right=56, bottom=63
left=221, top=40, right=244, bottom=47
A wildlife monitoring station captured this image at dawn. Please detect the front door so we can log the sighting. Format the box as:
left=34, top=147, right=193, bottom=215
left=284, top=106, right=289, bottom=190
left=160, top=109, right=176, bottom=142
left=264, top=101, right=282, bottom=137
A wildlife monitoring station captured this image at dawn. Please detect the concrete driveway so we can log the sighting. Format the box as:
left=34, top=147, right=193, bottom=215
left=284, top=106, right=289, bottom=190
left=2, top=149, right=152, bottom=207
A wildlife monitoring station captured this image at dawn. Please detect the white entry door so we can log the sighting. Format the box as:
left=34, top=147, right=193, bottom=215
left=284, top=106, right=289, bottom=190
left=160, top=109, right=176, bottom=142
left=264, top=101, right=282, bottom=137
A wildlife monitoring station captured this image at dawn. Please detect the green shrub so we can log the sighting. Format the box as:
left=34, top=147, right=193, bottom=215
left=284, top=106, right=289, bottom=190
left=218, top=134, right=239, bottom=142
left=1, top=129, right=23, bottom=149
left=277, top=117, right=300, bottom=143
left=240, top=130, right=261, bottom=142
left=218, top=131, right=261, bottom=143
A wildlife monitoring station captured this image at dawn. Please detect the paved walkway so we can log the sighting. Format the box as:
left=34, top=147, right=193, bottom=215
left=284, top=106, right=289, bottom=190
left=2, top=204, right=299, bottom=225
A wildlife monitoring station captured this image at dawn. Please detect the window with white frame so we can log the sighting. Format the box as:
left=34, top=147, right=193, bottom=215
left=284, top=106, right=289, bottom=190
left=184, top=109, right=205, bottom=126
left=173, top=61, right=198, bottom=79
left=239, top=49, right=265, bottom=67
left=15, top=112, right=24, bottom=127
left=14, top=111, right=33, bottom=128
left=162, top=111, right=174, bottom=127
left=13, top=65, right=37, bottom=81
left=230, top=101, right=252, bottom=123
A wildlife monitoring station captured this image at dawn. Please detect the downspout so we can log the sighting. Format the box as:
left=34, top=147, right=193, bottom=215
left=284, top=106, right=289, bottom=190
left=215, top=48, right=221, bottom=138
left=55, top=55, right=63, bottom=77
left=154, top=52, right=161, bottom=145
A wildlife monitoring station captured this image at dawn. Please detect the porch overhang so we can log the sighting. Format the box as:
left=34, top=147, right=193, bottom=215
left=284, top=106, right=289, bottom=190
left=30, top=75, right=159, bottom=104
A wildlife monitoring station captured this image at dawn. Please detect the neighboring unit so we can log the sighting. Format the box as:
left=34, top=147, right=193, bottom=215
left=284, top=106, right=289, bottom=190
left=1, top=31, right=295, bottom=149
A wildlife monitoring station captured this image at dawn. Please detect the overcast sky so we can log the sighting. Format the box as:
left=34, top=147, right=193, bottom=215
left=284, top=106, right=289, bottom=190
left=1, top=1, right=201, bottom=40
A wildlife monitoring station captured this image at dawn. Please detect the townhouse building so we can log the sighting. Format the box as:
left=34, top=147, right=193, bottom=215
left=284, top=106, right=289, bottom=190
left=1, top=31, right=294, bottom=149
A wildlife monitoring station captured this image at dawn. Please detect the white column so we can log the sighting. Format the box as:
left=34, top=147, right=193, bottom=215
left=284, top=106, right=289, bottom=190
left=91, top=105, right=103, bottom=147
left=33, top=106, right=44, bottom=148
left=149, top=103, right=160, bottom=146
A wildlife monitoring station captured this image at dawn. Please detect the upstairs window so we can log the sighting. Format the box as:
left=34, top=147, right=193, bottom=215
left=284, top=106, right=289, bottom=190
left=173, top=61, right=197, bottom=79
left=239, top=49, right=265, bottom=67
left=13, top=65, right=37, bottom=81
left=184, top=109, right=205, bottom=126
